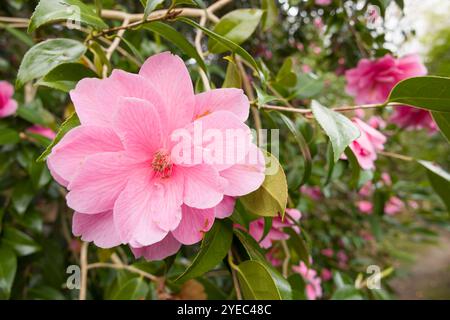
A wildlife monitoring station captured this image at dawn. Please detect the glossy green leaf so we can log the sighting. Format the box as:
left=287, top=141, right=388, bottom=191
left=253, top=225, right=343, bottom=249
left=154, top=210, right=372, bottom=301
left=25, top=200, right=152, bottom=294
left=144, top=22, right=207, bottom=73
left=16, top=38, right=86, bottom=88
left=12, top=181, right=34, bottom=214
left=28, top=0, right=108, bottom=33
left=36, top=63, right=97, bottom=92
left=175, top=219, right=233, bottom=283
left=311, top=100, right=360, bottom=162
left=344, top=147, right=361, bottom=189
left=0, top=246, right=17, bottom=300
left=2, top=227, right=41, bottom=256
left=208, top=9, right=263, bottom=54
left=178, top=17, right=261, bottom=77
left=240, top=152, right=288, bottom=217
left=37, top=112, right=80, bottom=162
left=388, top=76, right=450, bottom=112
left=276, top=58, right=296, bottom=87
left=110, top=277, right=149, bottom=300
left=17, top=100, right=56, bottom=128
left=432, top=111, right=450, bottom=143
left=292, top=73, right=323, bottom=99
left=143, top=0, right=164, bottom=20
left=0, top=128, right=20, bottom=145
left=222, top=57, right=241, bottom=88
left=261, top=0, right=279, bottom=31
left=286, top=228, right=310, bottom=266
left=418, top=160, right=450, bottom=211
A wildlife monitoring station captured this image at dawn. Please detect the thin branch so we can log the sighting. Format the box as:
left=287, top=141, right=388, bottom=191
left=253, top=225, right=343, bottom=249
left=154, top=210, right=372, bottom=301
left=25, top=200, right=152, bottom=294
left=378, top=151, right=414, bottom=162
left=195, top=14, right=211, bottom=91
left=87, top=262, right=159, bottom=282
left=280, top=240, right=291, bottom=278
left=227, top=251, right=242, bottom=300
left=79, top=242, right=89, bottom=300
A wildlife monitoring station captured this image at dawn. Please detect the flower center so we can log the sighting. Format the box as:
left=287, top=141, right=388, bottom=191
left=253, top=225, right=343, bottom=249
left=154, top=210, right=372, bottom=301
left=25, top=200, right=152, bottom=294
left=151, top=149, right=173, bottom=179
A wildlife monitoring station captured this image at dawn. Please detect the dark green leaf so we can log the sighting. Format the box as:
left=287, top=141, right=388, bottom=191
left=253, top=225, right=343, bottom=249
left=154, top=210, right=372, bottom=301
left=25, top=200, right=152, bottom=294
left=0, top=246, right=17, bottom=300
left=175, top=219, right=233, bottom=283
left=0, top=128, right=20, bottom=145
left=17, top=100, right=56, bottom=128
left=432, top=111, right=450, bottom=143
left=222, top=56, right=241, bottom=88
left=2, top=226, right=41, bottom=256
left=17, top=38, right=86, bottom=88
left=36, top=63, right=97, bottom=92
left=110, top=277, right=149, bottom=300
left=143, top=0, right=164, bottom=20
left=261, top=0, right=278, bottom=31
left=12, top=181, right=34, bottom=214
left=418, top=160, right=450, bottom=212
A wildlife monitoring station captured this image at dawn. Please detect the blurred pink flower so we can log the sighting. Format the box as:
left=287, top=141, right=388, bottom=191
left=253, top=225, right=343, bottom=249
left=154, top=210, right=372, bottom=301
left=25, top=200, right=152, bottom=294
left=321, top=248, right=334, bottom=258
left=390, top=106, right=437, bottom=132
left=248, top=208, right=301, bottom=249
left=292, top=261, right=323, bottom=300
left=48, top=52, right=265, bottom=260
left=27, top=125, right=56, bottom=140
left=0, top=81, right=18, bottom=118
left=301, top=64, right=312, bottom=73
left=345, top=54, right=427, bottom=105
left=313, top=17, right=324, bottom=30
left=368, top=116, right=386, bottom=130
left=385, top=196, right=404, bottom=215
left=349, top=118, right=387, bottom=170
left=315, top=0, right=332, bottom=6
left=357, top=200, right=373, bottom=214
left=381, top=172, right=392, bottom=186
left=300, top=185, right=323, bottom=200
left=266, top=248, right=282, bottom=267
left=321, top=268, right=333, bottom=281
left=358, top=181, right=373, bottom=197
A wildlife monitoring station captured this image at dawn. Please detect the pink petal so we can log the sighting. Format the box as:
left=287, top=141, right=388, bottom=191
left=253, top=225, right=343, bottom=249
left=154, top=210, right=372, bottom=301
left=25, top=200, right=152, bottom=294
left=113, top=168, right=183, bottom=247
left=131, top=233, right=181, bottom=261
left=70, top=70, right=166, bottom=127
left=172, top=205, right=215, bottom=245
left=181, top=164, right=225, bottom=209
left=48, top=126, right=123, bottom=187
left=214, top=196, right=236, bottom=219
left=194, top=88, right=250, bottom=122
left=0, top=100, right=17, bottom=117
left=139, top=52, right=194, bottom=133
left=72, top=211, right=122, bottom=248
left=67, top=152, right=143, bottom=214
left=113, top=97, right=163, bottom=160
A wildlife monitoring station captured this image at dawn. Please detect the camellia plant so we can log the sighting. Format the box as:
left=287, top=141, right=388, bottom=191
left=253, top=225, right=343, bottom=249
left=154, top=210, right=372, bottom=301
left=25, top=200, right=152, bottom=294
left=0, top=0, right=449, bottom=301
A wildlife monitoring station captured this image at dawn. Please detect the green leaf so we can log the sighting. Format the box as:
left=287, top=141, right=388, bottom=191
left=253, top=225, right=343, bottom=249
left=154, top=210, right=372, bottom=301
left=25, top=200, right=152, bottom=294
left=240, top=152, right=288, bottom=217
left=285, top=228, right=310, bottom=266
left=432, top=111, right=450, bottom=143
left=17, top=100, right=56, bottom=128
left=2, top=227, right=41, bottom=256
left=2, top=25, right=34, bottom=46
left=16, top=38, right=86, bottom=88
left=222, top=56, right=241, bottom=88
left=234, top=229, right=292, bottom=300
left=28, top=285, right=66, bottom=300
left=311, top=100, right=360, bottom=162
left=175, top=219, right=233, bottom=283
left=388, top=76, right=450, bottom=112
left=292, top=73, right=323, bottom=99
left=178, top=17, right=262, bottom=77
left=12, top=181, right=35, bottom=214
left=0, top=246, right=17, bottom=300
left=344, top=147, right=361, bottom=189
left=331, top=286, right=363, bottom=300
left=28, top=0, right=108, bottom=33
left=261, top=0, right=278, bottom=31
left=279, top=114, right=312, bottom=187
left=37, top=112, right=80, bottom=162
left=0, top=128, right=20, bottom=145
left=418, top=160, right=450, bottom=212
left=275, top=58, right=296, bottom=87
left=36, top=63, right=97, bottom=92
left=208, top=9, right=263, bottom=54
left=143, top=0, right=164, bottom=20
left=143, top=22, right=207, bottom=73
left=110, top=277, right=149, bottom=300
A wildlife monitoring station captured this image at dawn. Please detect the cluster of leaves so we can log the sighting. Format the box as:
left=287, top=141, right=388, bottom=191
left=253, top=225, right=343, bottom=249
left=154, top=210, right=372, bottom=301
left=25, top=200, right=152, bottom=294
left=0, top=0, right=449, bottom=300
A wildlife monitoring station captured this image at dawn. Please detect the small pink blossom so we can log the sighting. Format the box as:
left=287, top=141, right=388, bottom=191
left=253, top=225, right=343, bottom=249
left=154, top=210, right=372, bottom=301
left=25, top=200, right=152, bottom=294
left=248, top=208, right=301, bottom=249
left=301, top=64, right=312, bottom=73
left=315, top=0, right=332, bottom=6
left=358, top=181, right=373, bottom=197
left=0, top=81, right=18, bottom=118
left=345, top=54, right=427, bottom=105
left=292, top=261, right=323, bottom=300
left=390, top=106, right=437, bottom=132
left=321, top=248, right=334, bottom=258
left=27, top=125, right=56, bottom=140
left=321, top=268, right=333, bottom=281
left=349, top=118, right=387, bottom=170
left=385, top=196, right=404, bottom=215
left=357, top=200, right=373, bottom=214
left=48, top=52, right=265, bottom=260
left=300, top=185, right=323, bottom=200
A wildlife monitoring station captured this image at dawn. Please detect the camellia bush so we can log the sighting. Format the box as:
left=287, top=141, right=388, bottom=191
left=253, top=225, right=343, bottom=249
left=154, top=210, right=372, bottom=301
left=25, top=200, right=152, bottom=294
left=0, top=0, right=449, bottom=300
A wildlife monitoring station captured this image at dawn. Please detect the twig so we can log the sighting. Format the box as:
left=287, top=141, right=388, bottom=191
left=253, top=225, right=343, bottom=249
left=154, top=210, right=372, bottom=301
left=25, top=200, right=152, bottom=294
left=87, top=262, right=159, bottom=282
left=227, top=251, right=243, bottom=300
left=378, top=151, right=414, bottom=162
left=281, top=240, right=291, bottom=278
left=79, top=242, right=89, bottom=300
left=195, top=14, right=211, bottom=91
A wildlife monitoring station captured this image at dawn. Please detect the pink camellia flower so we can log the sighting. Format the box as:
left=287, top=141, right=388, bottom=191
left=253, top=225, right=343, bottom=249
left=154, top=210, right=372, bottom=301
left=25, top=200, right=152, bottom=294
left=320, top=268, right=333, bottom=281
left=321, top=248, right=334, bottom=258
left=390, top=106, right=437, bottom=132
left=385, top=196, right=404, bottom=215
left=248, top=208, right=301, bottom=249
left=0, top=81, right=18, bottom=118
left=348, top=118, right=386, bottom=170
left=345, top=54, right=427, bottom=105
left=27, top=125, right=56, bottom=140
left=47, top=52, right=266, bottom=260
left=357, top=200, right=373, bottom=214
left=300, top=185, right=323, bottom=200
left=315, top=0, right=332, bottom=6
left=292, top=261, right=323, bottom=300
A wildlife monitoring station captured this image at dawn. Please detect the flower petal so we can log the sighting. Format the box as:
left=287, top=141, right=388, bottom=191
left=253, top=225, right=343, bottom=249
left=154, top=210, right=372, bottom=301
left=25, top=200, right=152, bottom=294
left=214, top=196, right=236, bottom=219
left=72, top=211, right=122, bottom=248
left=194, top=88, right=249, bottom=121
left=131, top=233, right=181, bottom=261
left=172, top=205, right=215, bottom=245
